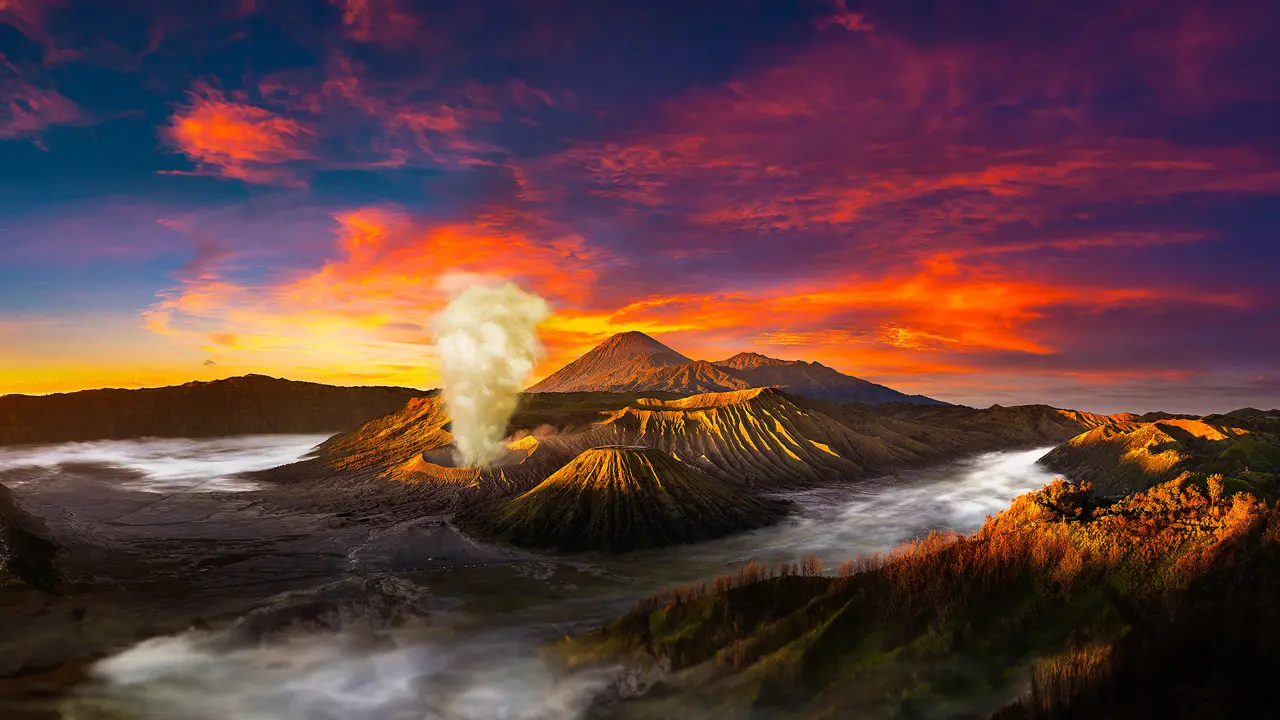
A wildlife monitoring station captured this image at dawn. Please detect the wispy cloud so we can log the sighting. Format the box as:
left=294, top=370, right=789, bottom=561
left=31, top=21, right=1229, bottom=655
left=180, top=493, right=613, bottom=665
left=816, top=0, right=873, bottom=33
left=162, top=81, right=315, bottom=185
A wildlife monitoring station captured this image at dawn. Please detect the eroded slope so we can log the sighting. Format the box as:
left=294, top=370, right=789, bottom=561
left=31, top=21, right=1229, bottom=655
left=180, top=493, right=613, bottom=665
left=1043, top=413, right=1280, bottom=495
left=459, top=446, right=790, bottom=551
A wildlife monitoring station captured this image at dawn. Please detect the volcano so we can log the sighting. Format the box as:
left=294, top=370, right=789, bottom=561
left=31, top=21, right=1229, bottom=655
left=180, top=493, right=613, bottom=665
left=457, top=445, right=790, bottom=552
left=527, top=332, right=697, bottom=392
left=528, top=332, right=943, bottom=405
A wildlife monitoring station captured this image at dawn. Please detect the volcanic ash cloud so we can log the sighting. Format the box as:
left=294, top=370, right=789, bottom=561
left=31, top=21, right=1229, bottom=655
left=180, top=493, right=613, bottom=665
left=433, top=277, right=549, bottom=468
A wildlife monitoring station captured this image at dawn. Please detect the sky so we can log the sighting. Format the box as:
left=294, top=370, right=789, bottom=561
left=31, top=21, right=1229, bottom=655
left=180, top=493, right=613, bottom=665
left=1, top=0, right=1277, bottom=414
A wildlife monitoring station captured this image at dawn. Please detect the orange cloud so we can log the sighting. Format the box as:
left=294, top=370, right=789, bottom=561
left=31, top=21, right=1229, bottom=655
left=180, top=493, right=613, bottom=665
left=135, top=193, right=1262, bottom=395
left=142, top=206, right=604, bottom=387
left=163, top=82, right=314, bottom=185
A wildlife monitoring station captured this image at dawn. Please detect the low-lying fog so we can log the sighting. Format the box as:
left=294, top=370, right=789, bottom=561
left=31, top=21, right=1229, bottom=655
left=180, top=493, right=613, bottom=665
left=51, top=441, right=1059, bottom=720
left=0, top=434, right=330, bottom=492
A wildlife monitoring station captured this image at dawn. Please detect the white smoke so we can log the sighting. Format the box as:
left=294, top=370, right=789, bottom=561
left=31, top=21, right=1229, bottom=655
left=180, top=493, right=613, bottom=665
left=433, top=275, right=549, bottom=468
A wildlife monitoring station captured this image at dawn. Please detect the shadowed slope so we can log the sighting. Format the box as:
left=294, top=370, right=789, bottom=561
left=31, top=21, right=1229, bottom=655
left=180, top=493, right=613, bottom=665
left=590, top=388, right=941, bottom=485
left=0, top=484, right=61, bottom=593
left=0, top=375, right=426, bottom=446
left=714, top=352, right=943, bottom=406
left=881, top=403, right=1132, bottom=445
left=458, top=446, right=790, bottom=552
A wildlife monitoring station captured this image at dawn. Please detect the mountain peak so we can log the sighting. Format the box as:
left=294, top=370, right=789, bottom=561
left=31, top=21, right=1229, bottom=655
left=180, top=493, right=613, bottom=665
left=529, top=332, right=944, bottom=406
left=715, top=352, right=798, bottom=370
left=527, top=332, right=692, bottom=393
left=597, top=331, right=685, bottom=356
left=458, top=445, right=788, bottom=551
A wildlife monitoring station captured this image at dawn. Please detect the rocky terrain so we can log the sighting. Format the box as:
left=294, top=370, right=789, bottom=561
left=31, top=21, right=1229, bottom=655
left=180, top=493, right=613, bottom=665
left=0, top=375, right=426, bottom=446
left=565, top=469, right=1280, bottom=719
left=459, top=446, right=791, bottom=551
left=188, top=386, right=1137, bottom=575
left=1042, top=410, right=1280, bottom=495
left=528, top=331, right=943, bottom=405
left=0, top=483, right=61, bottom=593
left=267, top=387, right=1133, bottom=523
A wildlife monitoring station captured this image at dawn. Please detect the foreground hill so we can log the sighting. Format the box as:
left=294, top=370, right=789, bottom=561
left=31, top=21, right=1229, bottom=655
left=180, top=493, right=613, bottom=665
left=0, top=375, right=426, bottom=446
left=1042, top=410, right=1280, bottom=495
left=458, top=446, right=790, bottom=551
left=529, top=331, right=943, bottom=405
left=564, top=471, right=1280, bottom=718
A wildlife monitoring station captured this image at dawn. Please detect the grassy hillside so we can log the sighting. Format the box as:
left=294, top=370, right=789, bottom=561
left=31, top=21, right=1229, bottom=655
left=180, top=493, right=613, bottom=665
left=562, top=472, right=1280, bottom=718
left=1043, top=413, right=1280, bottom=495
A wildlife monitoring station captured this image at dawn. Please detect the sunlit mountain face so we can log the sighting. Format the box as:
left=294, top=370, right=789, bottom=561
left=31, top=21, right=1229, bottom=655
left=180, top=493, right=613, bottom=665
left=2, top=0, right=1278, bottom=413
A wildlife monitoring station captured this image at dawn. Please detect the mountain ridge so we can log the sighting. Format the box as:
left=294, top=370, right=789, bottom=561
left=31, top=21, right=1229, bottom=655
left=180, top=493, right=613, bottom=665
left=0, top=375, right=427, bottom=446
left=457, top=445, right=790, bottom=551
left=529, top=331, right=944, bottom=406
left=1042, top=413, right=1280, bottom=495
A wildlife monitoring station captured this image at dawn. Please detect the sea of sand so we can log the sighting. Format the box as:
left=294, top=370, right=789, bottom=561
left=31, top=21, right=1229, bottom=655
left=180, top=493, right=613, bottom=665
left=0, top=436, right=1058, bottom=719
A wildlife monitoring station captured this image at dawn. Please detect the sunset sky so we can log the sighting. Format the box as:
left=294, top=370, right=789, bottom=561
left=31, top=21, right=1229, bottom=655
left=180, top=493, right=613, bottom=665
left=1, top=0, right=1277, bottom=413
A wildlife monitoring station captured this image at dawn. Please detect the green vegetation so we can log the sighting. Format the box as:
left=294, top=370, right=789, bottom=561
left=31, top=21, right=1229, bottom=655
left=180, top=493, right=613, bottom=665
left=564, top=473, right=1280, bottom=718
left=1042, top=414, right=1280, bottom=495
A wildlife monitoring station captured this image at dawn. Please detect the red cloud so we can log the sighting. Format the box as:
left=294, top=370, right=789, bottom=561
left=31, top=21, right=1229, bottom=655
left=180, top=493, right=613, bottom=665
left=254, top=55, right=528, bottom=169
left=163, top=82, right=314, bottom=185
left=0, top=0, right=80, bottom=63
left=331, top=0, right=426, bottom=46
left=0, top=77, right=79, bottom=140
left=536, top=35, right=1280, bottom=231
left=817, top=0, right=873, bottom=32
left=143, top=205, right=605, bottom=381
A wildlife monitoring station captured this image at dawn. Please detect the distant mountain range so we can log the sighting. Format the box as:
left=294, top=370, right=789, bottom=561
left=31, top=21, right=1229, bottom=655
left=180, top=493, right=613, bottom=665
left=528, top=331, right=944, bottom=406
left=0, top=375, right=427, bottom=446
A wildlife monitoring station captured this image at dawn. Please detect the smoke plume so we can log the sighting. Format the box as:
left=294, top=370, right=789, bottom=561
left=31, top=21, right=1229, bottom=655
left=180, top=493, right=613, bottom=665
left=434, top=275, right=549, bottom=468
